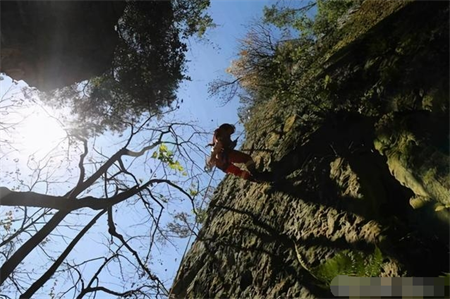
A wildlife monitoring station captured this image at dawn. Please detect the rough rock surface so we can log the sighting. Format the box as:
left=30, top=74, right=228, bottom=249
left=171, top=1, right=449, bottom=298
left=0, top=1, right=126, bottom=91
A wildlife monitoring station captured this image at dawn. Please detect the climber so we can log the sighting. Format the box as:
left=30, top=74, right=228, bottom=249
left=205, top=123, right=272, bottom=182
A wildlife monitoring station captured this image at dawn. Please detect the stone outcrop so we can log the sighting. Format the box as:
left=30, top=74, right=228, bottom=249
left=171, top=1, right=449, bottom=298
left=0, top=1, right=126, bottom=91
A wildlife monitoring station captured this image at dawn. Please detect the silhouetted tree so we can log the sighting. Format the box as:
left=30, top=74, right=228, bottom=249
left=43, top=0, right=213, bottom=134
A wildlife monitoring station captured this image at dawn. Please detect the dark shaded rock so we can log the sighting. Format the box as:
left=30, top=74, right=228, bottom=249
left=0, top=1, right=126, bottom=91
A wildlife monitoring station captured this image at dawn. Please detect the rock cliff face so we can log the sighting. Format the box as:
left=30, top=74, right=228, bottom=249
left=171, top=1, right=449, bottom=298
left=0, top=1, right=126, bottom=91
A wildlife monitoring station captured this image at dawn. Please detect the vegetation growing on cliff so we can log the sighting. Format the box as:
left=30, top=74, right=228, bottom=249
left=244, top=0, right=449, bottom=262
left=210, top=0, right=366, bottom=122
left=171, top=1, right=449, bottom=297
left=311, top=246, right=384, bottom=287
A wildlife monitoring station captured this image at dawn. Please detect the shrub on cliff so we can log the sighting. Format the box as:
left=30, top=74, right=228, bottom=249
left=209, top=0, right=362, bottom=123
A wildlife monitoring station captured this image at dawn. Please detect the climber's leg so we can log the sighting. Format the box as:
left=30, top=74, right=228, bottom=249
left=228, top=149, right=273, bottom=182
left=227, top=150, right=256, bottom=172
left=224, top=164, right=253, bottom=181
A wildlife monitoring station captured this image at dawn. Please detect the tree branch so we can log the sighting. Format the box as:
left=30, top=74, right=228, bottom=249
left=65, top=137, right=89, bottom=197
left=20, top=210, right=106, bottom=299
left=107, top=208, right=168, bottom=295
left=0, top=211, right=69, bottom=285
left=66, top=148, right=128, bottom=199
left=66, top=127, right=172, bottom=199
left=79, top=286, right=140, bottom=298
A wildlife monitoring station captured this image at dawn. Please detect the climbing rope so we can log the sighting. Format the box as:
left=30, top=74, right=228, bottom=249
left=169, top=166, right=216, bottom=297
left=169, top=123, right=242, bottom=295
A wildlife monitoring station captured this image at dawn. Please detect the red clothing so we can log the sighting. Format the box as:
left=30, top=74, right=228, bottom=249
left=215, top=149, right=253, bottom=180
left=207, top=124, right=255, bottom=181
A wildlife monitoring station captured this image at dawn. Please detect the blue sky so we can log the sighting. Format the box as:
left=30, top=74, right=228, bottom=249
left=176, top=0, right=278, bottom=131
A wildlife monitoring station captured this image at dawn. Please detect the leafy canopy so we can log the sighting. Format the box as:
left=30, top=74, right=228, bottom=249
left=45, top=0, right=213, bottom=134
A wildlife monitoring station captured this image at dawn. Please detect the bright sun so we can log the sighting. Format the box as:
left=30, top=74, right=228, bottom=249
left=15, top=106, right=67, bottom=156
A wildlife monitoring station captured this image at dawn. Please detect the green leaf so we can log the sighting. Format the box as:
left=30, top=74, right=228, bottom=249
left=311, top=247, right=385, bottom=287
left=189, top=188, right=199, bottom=196
left=159, top=144, right=168, bottom=152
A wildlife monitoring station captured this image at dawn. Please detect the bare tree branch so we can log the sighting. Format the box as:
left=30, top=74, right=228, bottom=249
left=20, top=210, right=106, bottom=299
left=1, top=110, right=212, bottom=297
left=0, top=211, right=69, bottom=285
left=65, top=137, right=89, bottom=198
left=107, top=208, right=169, bottom=295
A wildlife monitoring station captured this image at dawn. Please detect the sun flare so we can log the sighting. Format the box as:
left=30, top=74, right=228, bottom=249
left=15, top=107, right=67, bottom=156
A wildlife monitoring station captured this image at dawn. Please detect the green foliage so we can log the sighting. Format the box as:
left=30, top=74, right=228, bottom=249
left=227, top=0, right=362, bottom=123
left=152, top=144, right=186, bottom=174
left=173, top=0, right=215, bottom=38
left=263, top=2, right=316, bottom=37
left=195, top=207, right=208, bottom=224
left=314, top=0, right=356, bottom=36
left=44, top=0, right=213, bottom=134
left=263, top=0, right=356, bottom=38
left=311, top=247, right=385, bottom=287
left=89, top=1, right=185, bottom=126
left=189, top=188, right=200, bottom=197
